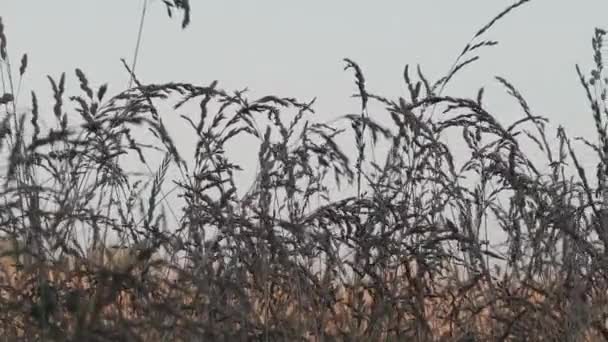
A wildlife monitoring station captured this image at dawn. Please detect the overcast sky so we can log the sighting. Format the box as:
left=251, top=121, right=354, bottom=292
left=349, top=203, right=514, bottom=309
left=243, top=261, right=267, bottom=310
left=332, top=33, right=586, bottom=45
left=3, top=1, right=607, bottom=149
left=3, top=1, right=608, bottom=244
left=4, top=1, right=607, bottom=128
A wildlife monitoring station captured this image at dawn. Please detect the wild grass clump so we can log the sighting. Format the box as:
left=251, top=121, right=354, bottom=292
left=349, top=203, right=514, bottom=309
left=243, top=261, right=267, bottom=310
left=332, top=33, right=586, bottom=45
left=1, top=1, right=608, bottom=341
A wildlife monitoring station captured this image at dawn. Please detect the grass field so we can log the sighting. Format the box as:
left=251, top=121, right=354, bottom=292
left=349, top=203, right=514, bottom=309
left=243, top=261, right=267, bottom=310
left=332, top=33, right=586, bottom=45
left=2, top=1, right=608, bottom=341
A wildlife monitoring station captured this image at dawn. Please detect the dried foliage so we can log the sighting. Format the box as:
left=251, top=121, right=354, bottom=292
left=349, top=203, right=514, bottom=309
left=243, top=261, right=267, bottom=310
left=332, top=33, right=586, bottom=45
left=1, top=1, right=608, bottom=341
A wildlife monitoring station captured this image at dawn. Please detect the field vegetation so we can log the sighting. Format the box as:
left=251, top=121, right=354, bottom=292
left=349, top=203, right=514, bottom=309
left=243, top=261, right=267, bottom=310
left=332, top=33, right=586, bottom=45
left=1, top=1, right=608, bottom=341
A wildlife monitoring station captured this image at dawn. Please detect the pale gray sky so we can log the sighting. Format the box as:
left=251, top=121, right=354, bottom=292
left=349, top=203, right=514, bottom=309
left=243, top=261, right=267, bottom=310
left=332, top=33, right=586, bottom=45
left=3, top=1, right=608, bottom=246
left=4, top=1, right=606, bottom=134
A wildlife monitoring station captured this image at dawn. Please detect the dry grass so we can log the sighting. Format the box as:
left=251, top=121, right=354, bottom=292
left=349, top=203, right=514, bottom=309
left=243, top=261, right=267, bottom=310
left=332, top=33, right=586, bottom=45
left=1, top=1, right=608, bottom=341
